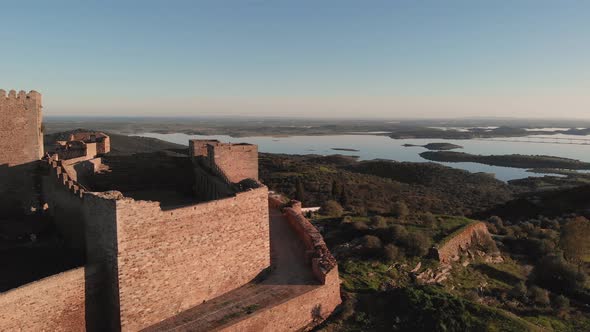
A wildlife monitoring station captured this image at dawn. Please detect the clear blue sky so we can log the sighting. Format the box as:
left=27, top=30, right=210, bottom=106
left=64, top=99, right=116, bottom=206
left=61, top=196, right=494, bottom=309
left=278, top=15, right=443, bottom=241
left=1, top=0, right=589, bottom=118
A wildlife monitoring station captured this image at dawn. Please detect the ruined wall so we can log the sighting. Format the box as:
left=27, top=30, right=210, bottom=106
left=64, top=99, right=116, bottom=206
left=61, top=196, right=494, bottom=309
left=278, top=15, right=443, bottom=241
left=0, top=90, right=43, bottom=214
left=114, top=186, right=270, bottom=331
left=435, top=222, right=493, bottom=263
left=208, top=143, right=259, bottom=182
left=0, top=267, right=87, bottom=332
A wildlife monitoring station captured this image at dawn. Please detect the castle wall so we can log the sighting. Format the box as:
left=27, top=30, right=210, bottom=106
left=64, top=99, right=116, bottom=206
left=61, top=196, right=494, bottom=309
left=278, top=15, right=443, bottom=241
left=435, top=222, right=493, bottom=263
left=0, top=90, right=43, bottom=214
left=219, top=198, right=341, bottom=332
left=41, top=160, right=88, bottom=255
left=219, top=268, right=341, bottom=332
left=83, top=192, right=122, bottom=331
left=208, top=143, right=259, bottom=182
left=114, top=186, right=270, bottom=331
left=0, top=267, right=87, bottom=332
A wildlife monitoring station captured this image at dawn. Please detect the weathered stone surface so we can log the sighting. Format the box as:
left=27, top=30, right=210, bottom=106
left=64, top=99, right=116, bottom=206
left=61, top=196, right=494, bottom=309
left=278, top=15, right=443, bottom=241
left=0, top=267, right=86, bottom=332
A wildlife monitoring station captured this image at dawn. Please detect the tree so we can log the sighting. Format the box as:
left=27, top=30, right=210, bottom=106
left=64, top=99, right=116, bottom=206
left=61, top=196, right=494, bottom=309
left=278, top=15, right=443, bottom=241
left=391, top=201, right=410, bottom=220
left=383, top=244, right=400, bottom=261
left=403, top=233, right=432, bottom=257
left=389, top=224, right=409, bottom=242
left=295, top=178, right=305, bottom=202
left=560, top=217, right=590, bottom=268
left=422, top=212, right=437, bottom=228
left=552, top=295, right=570, bottom=314
left=528, top=286, right=550, bottom=307
left=371, top=215, right=388, bottom=229
left=321, top=200, right=344, bottom=217
left=510, top=281, right=527, bottom=301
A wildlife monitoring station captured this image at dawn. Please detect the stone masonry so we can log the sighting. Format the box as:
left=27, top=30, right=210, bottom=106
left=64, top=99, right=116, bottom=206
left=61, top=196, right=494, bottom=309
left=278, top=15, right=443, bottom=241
left=0, top=95, right=341, bottom=332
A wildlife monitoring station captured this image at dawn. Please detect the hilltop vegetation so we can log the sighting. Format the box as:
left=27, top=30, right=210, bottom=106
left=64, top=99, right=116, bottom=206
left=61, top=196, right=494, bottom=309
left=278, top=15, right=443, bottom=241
left=257, top=153, right=590, bottom=332
left=260, top=154, right=513, bottom=216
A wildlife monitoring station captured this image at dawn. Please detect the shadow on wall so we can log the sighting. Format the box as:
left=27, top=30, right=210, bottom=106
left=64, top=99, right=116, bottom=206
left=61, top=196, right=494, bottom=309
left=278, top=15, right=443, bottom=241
left=86, top=153, right=197, bottom=208
left=0, top=161, right=42, bottom=217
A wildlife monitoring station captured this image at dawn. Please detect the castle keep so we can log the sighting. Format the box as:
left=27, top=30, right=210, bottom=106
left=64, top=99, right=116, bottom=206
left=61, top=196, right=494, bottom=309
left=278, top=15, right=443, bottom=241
left=0, top=90, right=341, bottom=331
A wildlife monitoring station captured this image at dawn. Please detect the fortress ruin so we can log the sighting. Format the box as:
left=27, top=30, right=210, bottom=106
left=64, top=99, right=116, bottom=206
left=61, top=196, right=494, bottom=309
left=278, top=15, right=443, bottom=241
left=0, top=90, right=341, bottom=331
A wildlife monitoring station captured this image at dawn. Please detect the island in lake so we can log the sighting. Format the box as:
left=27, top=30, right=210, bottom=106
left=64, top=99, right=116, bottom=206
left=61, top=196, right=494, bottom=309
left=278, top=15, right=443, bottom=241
left=331, top=147, right=360, bottom=152
left=420, top=151, right=590, bottom=170
left=403, top=142, right=463, bottom=150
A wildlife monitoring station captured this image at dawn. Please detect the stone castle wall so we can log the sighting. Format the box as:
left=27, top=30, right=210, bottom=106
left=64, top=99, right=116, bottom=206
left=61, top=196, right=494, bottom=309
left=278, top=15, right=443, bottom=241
left=223, top=197, right=341, bottom=332
left=209, top=143, right=259, bottom=183
left=435, top=222, right=493, bottom=263
left=220, top=268, right=341, bottom=332
left=41, top=157, right=90, bottom=254
left=0, top=90, right=43, bottom=214
left=114, top=186, right=271, bottom=331
left=0, top=267, right=87, bottom=332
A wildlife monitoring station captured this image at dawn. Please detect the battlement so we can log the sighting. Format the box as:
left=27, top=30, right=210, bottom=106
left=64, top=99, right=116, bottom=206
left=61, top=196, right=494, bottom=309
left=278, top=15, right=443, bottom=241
left=0, top=89, right=42, bottom=106
left=46, top=155, right=87, bottom=198
left=189, top=139, right=259, bottom=183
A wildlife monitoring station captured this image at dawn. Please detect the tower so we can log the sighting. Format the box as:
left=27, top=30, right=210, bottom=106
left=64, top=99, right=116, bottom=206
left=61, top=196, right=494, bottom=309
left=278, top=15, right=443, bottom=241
left=0, top=90, right=44, bottom=214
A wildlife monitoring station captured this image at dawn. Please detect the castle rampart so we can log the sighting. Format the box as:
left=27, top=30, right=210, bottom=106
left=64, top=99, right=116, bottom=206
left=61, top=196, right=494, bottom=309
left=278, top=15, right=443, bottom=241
left=114, top=186, right=270, bottom=330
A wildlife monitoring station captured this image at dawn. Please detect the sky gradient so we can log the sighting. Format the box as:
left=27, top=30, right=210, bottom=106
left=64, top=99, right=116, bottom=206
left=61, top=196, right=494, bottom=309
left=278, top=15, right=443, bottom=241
left=1, top=1, right=589, bottom=118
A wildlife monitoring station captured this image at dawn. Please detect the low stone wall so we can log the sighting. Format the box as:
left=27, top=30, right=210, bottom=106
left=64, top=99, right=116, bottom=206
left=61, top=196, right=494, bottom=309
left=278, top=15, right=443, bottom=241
left=0, top=267, right=86, bottom=332
left=282, top=201, right=338, bottom=284
left=434, top=222, right=493, bottom=263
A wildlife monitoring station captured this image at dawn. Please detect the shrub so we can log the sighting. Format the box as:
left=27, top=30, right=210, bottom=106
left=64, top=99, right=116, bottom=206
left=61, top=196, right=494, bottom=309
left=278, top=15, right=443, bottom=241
left=552, top=294, right=570, bottom=314
left=510, top=281, right=527, bottom=301
left=488, top=216, right=503, bottom=227
left=391, top=201, right=410, bottom=219
left=389, top=224, right=409, bottom=242
left=321, top=200, right=344, bottom=217
left=527, top=286, right=550, bottom=307
left=361, top=235, right=383, bottom=249
left=422, top=212, right=438, bottom=228
left=403, top=233, right=432, bottom=257
left=351, top=221, right=369, bottom=232
left=341, top=215, right=354, bottom=224
left=383, top=244, right=401, bottom=261
left=531, top=255, right=587, bottom=295
left=360, top=235, right=383, bottom=257
left=371, top=215, right=388, bottom=229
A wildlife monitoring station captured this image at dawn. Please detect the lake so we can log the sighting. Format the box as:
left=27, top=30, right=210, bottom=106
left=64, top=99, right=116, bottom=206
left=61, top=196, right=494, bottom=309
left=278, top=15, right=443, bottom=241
left=137, top=133, right=590, bottom=182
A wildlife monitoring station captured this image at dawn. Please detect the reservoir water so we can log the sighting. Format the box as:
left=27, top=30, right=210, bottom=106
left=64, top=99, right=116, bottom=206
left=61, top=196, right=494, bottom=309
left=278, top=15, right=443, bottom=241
left=138, top=133, right=590, bottom=182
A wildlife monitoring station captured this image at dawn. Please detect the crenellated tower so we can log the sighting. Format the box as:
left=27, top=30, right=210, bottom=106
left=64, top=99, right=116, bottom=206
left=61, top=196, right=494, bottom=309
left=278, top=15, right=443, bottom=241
left=0, top=89, right=44, bottom=214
